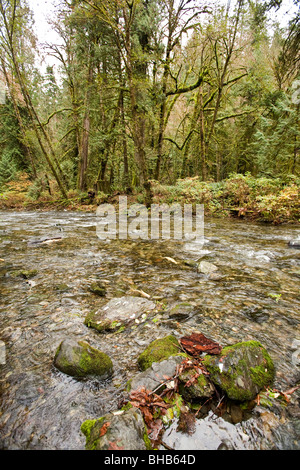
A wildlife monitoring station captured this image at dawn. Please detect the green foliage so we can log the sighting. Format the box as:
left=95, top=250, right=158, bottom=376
left=1, top=0, right=299, bottom=202
left=152, top=174, right=300, bottom=223
left=0, top=149, right=20, bottom=187
left=0, top=102, right=28, bottom=188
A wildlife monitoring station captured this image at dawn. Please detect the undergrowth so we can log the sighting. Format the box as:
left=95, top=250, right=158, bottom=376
left=1, top=172, right=299, bottom=223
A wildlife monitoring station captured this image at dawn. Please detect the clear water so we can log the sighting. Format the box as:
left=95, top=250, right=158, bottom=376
left=0, top=210, right=299, bottom=449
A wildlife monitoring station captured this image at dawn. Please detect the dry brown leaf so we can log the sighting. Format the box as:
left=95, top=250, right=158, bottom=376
left=108, top=440, right=125, bottom=450
left=99, top=421, right=110, bottom=437
left=180, top=332, right=222, bottom=356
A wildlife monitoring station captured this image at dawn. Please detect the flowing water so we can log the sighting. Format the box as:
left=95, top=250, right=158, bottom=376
left=0, top=210, right=299, bottom=450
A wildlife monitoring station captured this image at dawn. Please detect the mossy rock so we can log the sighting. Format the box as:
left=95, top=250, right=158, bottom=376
left=54, top=339, right=113, bottom=379
left=168, top=302, right=195, bottom=321
left=81, top=408, right=152, bottom=450
left=203, top=340, right=275, bottom=402
left=84, top=296, right=156, bottom=333
left=129, top=355, right=186, bottom=393
left=10, top=269, right=38, bottom=279
left=89, top=282, right=107, bottom=297
left=137, top=335, right=181, bottom=371
left=178, top=368, right=215, bottom=401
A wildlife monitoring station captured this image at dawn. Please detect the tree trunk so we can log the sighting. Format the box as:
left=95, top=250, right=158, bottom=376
left=78, top=51, right=93, bottom=192
left=1, top=59, right=37, bottom=179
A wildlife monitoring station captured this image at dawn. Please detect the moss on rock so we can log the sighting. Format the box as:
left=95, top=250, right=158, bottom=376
left=203, top=340, right=275, bottom=402
left=178, top=368, right=215, bottom=401
left=10, top=269, right=38, bottom=279
left=81, top=408, right=151, bottom=450
left=54, top=339, right=113, bottom=379
left=84, top=296, right=156, bottom=333
left=89, top=282, right=107, bottom=297
left=137, top=335, right=181, bottom=371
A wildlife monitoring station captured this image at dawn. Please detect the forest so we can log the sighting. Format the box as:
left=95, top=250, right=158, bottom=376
left=0, top=0, right=299, bottom=222
left=1, top=0, right=300, bottom=453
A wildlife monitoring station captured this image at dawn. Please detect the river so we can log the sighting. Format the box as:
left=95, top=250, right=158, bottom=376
left=0, top=210, right=299, bottom=449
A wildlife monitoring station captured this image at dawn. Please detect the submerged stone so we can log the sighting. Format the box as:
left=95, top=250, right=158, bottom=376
left=197, top=261, right=218, bottom=275
left=10, top=269, right=38, bottom=279
left=89, top=281, right=107, bottom=297
left=169, top=302, right=195, bottom=321
left=81, top=407, right=151, bottom=450
left=137, top=335, right=181, bottom=371
left=53, top=339, right=113, bottom=379
left=84, top=296, right=156, bottom=333
left=203, top=341, right=275, bottom=402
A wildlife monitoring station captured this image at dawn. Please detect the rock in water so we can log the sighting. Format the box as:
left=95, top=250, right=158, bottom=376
left=178, top=368, right=215, bottom=401
left=197, top=261, right=218, bottom=275
left=288, top=240, right=300, bottom=249
left=203, top=340, right=275, bottom=401
left=129, top=355, right=184, bottom=393
left=81, top=408, right=151, bottom=450
left=53, top=339, right=113, bottom=379
left=137, top=335, right=181, bottom=371
left=89, top=281, right=107, bottom=297
left=84, top=296, right=156, bottom=333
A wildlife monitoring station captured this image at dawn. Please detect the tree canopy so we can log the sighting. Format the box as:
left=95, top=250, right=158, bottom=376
left=0, top=0, right=299, bottom=202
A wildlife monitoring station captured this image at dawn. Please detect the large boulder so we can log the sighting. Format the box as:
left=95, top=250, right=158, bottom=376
left=84, top=296, right=156, bottom=333
left=137, top=335, right=182, bottom=371
left=81, top=407, right=151, bottom=450
left=54, top=339, right=113, bottom=379
left=203, top=340, right=275, bottom=401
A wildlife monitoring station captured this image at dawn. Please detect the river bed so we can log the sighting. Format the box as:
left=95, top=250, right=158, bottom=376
left=0, top=210, right=299, bottom=450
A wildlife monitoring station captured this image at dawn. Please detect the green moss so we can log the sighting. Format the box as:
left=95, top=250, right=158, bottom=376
left=121, top=402, right=133, bottom=412
left=137, top=335, right=181, bottom=371
left=10, top=269, right=38, bottom=279
left=54, top=283, right=69, bottom=292
left=125, top=378, right=133, bottom=392
left=250, top=346, right=275, bottom=389
left=54, top=340, right=113, bottom=379
left=89, top=282, right=106, bottom=297
left=21, top=269, right=38, bottom=279
left=84, top=312, right=123, bottom=333
left=81, top=417, right=106, bottom=450
left=203, top=341, right=275, bottom=402
left=163, top=393, right=184, bottom=418
left=110, top=320, right=122, bottom=329
left=84, top=312, right=112, bottom=332
left=81, top=419, right=98, bottom=442
left=77, top=341, right=113, bottom=376
left=143, top=426, right=153, bottom=450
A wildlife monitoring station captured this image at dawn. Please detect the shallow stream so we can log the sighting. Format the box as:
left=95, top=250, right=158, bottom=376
left=0, top=210, right=299, bottom=450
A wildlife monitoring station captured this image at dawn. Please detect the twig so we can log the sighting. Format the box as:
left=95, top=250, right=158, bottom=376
left=195, top=397, right=212, bottom=417
left=160, top=441, right=175, bottom=451
left=209, top=395, right=225, bottom=421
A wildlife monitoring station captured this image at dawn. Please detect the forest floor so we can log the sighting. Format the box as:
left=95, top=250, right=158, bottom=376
left=0, top=173, right=299, bottom=225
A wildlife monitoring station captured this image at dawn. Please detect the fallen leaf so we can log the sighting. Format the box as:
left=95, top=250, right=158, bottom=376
left=99, top=421, right=110, bottom=437
left=108, top=440, right=125, bottom=450
left=176, top=411, right=196, bottom=435
left=180, top=332, right=222, bottom=356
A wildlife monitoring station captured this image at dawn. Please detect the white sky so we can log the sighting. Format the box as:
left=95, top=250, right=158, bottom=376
left=28, top=0, right=298, bottom=71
